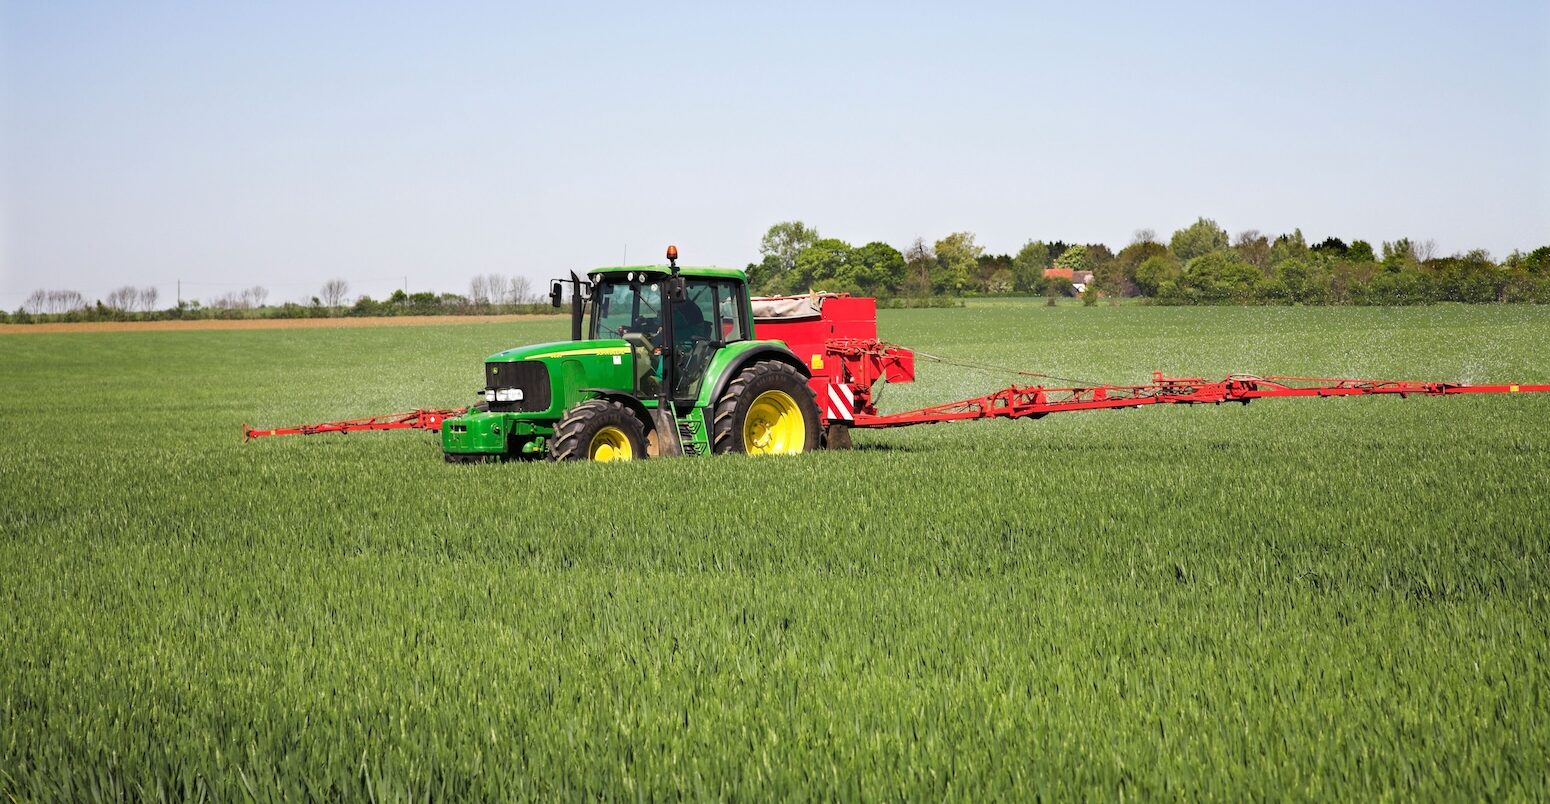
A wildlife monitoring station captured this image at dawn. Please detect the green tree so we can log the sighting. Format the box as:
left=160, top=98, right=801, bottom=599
left=1347, top=240, right=1376, bottom=262
left=1311, top=236, right=1349, bottom=256
left=1503, top=245, right=1550, bottom=276
left=1501, top=266, right=1539, bottom=302
left=1134, top=254, right=1181, bottom=296
left=1359, top=267, right=1436, bottom=305
left=788, top=238, right=853, bottom=291
left=1432, top=249, right=1499, bottom=303
left=1234, top=230, right=1271, bottom=270
left=1327, top=259, right=1376, bottom=304
left=1084, top=244, right=1117, bottom=294
left=972, top=254, right=1013, bottom=293
left=754, top=221, right=820, bottom=292
left=1275, top=258, right=1331, bottom=304
left=1116, top=240, right=1167, bottom=294
left=1176, top=251, right=1262, bottom=302
left=1381, top=238, right=1417, bottom=271
left=902, top=238, right=935, bottom=297
left=1054, top=244, right=1091, bottom=272
left=1092, top=262, right=1123, bottom=296
left=851, top=241, right=906, bottom=294
left=349, top=295, right=382, bottom=317
left=1012, top=241, right=1051, bottom=292
left=1270, top=229, right=1309, bottom=267
left=933, top=232, right=983, bottom=294
left=1169, top=217, right=1229, bottom=261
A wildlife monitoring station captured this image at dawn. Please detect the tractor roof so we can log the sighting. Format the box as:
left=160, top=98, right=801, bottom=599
left=588, top=265, right=747, bottom=282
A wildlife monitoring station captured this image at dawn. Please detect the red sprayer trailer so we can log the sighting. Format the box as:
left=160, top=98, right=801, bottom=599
left=245, top=262, right=1550, bottom=460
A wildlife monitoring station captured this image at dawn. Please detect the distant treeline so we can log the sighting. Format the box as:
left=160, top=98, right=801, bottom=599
left=5, top=274, right=552, bottom=324
left=12, top=223, right=1550, bottom=324
left=747, top=220, right=1550, bottom=305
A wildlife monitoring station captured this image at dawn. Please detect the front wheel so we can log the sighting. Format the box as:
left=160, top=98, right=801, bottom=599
left=549, top=400, right=647, bottom=462
left=712, top=360, right=821, bottom=455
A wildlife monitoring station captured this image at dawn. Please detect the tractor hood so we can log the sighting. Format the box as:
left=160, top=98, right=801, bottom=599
left=485, top=339, right=631, bottom=363
left=476, top=337, right=639, bottom=422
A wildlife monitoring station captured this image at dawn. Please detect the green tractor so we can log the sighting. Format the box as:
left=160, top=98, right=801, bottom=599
left=441, top=246, right=821, bottom=462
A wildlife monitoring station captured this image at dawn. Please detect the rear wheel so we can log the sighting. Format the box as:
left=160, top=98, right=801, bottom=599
left=712, top=360, right=821, bottom=455
left=550, top=399, right=647, bottom=462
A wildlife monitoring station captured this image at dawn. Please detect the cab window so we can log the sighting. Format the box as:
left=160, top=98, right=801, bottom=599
left=714, top=281, right=748, bottom=342
left=674, top=281, right=716, bottom=345
left=674, top=279, right=748, bottom=345
left=591, top=280, right=662, bottom=340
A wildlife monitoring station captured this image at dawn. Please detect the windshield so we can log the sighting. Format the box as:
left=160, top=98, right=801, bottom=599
left=590, top=279, right=663, bottom=340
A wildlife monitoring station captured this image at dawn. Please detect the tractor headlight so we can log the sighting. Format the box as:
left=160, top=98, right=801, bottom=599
left=494, top=388, right=524, bottom=402
left=484, top=390, right=496, bottom=402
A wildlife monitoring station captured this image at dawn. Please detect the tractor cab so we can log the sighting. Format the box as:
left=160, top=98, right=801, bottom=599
left=585, top=268, right=752, bottom=401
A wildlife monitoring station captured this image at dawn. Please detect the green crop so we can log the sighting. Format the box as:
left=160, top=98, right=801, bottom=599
left=2, top=302, right=1548, bottom=800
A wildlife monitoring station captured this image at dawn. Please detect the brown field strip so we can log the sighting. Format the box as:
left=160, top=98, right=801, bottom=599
left=0, top=314, right=565, bottom=335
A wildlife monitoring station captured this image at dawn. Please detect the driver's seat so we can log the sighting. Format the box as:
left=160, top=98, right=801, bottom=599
left=673, top=302, right=710, bottom=343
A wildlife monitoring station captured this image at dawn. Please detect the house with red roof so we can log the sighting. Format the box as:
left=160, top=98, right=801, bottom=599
left=1043, top=267, right=1095, bottom=293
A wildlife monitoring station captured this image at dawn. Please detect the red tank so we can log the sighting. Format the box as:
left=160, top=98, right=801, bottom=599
left=751, top=294, right=914, bottom=423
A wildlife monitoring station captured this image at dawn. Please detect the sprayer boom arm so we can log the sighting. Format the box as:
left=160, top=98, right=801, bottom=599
left=850, top=374, right=1550, bottom=429
left=243, top=408, right=465, bottom=440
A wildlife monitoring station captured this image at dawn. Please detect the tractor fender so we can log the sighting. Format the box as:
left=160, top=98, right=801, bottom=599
left=700, top=343, right=810, bottom=409
left=578, top=389, right=654, bottom=432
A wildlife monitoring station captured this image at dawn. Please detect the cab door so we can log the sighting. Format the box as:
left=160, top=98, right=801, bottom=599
left=673, top=279, right=749, bottom=400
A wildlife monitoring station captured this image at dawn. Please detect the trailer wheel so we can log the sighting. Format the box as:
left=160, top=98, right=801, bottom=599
left=713, top=360, right=821, bottom=455
left=550, top=399, right=647, bottom=462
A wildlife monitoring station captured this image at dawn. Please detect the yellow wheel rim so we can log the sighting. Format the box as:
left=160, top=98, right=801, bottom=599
left=743, top=390, right=805, bottom=455
left=588, top=426, right=634, bottom=462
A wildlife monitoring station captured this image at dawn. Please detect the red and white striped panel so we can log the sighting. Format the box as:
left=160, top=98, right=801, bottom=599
left=824, top=381, right=855, bottom=422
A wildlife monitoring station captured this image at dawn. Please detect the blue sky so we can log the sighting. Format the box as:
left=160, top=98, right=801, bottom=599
left=3, top=1, right=1546, bottom=305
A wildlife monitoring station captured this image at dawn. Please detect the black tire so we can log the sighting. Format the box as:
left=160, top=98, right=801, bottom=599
left=712, top=360, right=821, bottom=455
left=549, top=399, right=648, bottom=462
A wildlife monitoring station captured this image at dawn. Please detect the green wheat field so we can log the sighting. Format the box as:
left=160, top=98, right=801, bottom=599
left=3, top=300, right=1548, bottom=800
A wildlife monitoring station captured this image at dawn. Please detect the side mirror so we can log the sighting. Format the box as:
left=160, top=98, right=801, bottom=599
left=549, top=280, right=564, bottom=308
left=668, top=276, right=687, bottom=303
